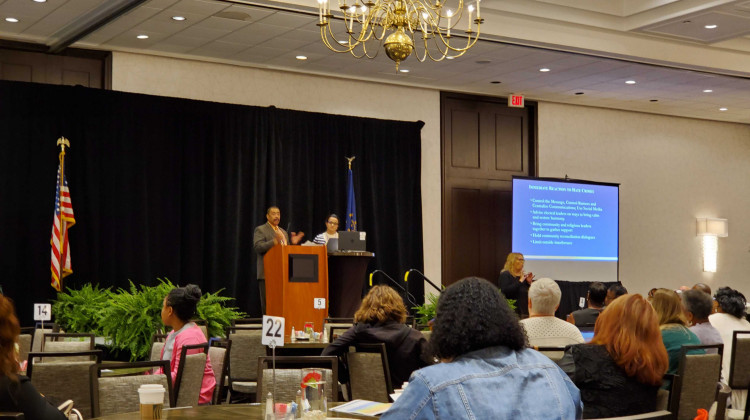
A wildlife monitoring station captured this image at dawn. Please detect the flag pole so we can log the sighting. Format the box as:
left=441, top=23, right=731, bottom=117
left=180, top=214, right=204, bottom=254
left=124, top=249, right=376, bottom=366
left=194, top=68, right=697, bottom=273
left=56, top=137, right=70, bottom=291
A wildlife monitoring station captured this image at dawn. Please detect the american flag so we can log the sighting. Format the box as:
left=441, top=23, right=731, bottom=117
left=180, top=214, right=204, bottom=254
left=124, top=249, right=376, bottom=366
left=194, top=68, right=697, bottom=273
left=50, top=162, right=75, bottom=291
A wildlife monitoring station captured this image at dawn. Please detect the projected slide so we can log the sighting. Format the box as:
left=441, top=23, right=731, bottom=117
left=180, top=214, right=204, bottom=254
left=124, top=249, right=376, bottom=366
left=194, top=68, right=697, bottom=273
left=512, top=177, right=619, bottom=282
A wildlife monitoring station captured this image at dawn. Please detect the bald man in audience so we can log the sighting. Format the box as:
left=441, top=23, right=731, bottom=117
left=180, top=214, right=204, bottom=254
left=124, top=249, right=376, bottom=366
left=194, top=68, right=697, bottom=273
left=692, top=283, right=711, bottom=296
left=521, top=278, right=584, bottom=347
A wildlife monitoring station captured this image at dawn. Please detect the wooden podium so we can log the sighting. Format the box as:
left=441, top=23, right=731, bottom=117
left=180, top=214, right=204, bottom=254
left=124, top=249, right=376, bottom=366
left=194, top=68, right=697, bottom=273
left=264, top=245, right=328, bottom=336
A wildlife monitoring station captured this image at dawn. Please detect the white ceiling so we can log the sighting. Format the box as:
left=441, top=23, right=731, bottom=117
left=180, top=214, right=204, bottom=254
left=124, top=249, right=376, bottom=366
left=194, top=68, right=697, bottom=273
left=1, top=0, right=750, bottom=123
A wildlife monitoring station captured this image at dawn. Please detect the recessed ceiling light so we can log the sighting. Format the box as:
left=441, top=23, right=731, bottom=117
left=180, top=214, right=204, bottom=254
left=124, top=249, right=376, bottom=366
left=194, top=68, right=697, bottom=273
left=295, top=55, right=307, bottom=60
left=719, top=107, right=728, bottom=111
left=704, top=24, right=717, bottom=29
left=625, top=80, right=636, bottom=85
left=490, top=81, right=501, bottom=84
left=136, top=34, right=149, bottom=39
left=539, top=68, right=550, bottom=72
left=172, top=16, right=186, bottom=21
left=703, top=89, right=713, bottom=93
left=399, top=69, right=409, bottom=73
left=446, top=56, right=455, bottom=60
left=338, top=40, right=347, bottom=45
left=5, top=17, right=19, bottom=23
left=33, top=0, right=47, bottom=3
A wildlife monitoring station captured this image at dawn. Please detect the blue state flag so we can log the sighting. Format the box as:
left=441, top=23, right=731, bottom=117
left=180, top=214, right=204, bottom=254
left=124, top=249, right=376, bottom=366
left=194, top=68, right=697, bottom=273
left=346, top=168, right=357, bottom=231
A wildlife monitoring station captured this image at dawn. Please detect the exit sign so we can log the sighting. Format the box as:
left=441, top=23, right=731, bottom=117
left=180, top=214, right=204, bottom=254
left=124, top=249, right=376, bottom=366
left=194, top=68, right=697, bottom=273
left=508, top=94, right=524, bottom=108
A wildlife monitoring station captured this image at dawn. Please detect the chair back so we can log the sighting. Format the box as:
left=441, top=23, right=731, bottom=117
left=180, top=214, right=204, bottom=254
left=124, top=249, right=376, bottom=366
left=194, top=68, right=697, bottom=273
left=26, top=350, right=102, bottom=419
left=208, top=339, right=231, bottom=404
left=226, top=326, right=265, bottom=382
left=535, top=346, right=567, bottom=364
left=668, top=344, right=723, bottom=420
left=592, top=410, right=673, bottom=419
left=17, top=334, right=31, bottom=368
left=728, top=331, right=750, bottom=389
left=90, top=360, right=174, bottom=417
left=174, top=343, right=209, bottom=407
left=327, top=325, right=351, bottom=343
left=41, top=333, right=95, bottom=362
left=256, top=356, right=338, bottom=404
left=31, top=328, right=54, bottom=353
left=149, top=334, right=168, bottom=362
left=232, top=318, right=263, bottom=327
left=345, top=343, right=393, bottom=402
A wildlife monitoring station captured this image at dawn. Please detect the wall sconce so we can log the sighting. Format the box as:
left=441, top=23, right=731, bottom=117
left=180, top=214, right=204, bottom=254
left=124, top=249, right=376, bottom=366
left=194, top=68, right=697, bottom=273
left=696, top=218, right=728, bottom=272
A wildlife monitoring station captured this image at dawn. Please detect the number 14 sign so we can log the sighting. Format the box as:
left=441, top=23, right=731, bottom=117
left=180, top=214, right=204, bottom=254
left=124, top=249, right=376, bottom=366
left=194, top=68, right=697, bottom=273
left=262, top=315, right=285, bottom=347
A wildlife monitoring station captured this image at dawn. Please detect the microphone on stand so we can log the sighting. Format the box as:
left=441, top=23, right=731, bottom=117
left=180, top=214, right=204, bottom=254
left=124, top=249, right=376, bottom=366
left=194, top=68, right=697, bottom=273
left=405, top=269, right=443, bottom=294
left=369, top=269, right=418, bottom=308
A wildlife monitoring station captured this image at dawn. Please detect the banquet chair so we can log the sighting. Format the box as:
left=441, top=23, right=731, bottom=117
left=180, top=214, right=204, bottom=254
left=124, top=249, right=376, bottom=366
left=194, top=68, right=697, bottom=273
left=90, top=360, right=174, bottom=417
left=256, top=356, right=338, bottom=404
left=17, top=333, right=31, bottom=369
left=328, top=325, right=351, bottom=343
left=225, top=326, right=265, bottom=403
left=149, top=333, right=168, bottom=361
left=345, top=343, right=393, bottom=402
left=535, top=346, right=567, bottom=364
left=725, top=331, right=750, bottom=420
left=173, top=343, right=209, bottom=407
left=41, top=333, right=95, bottom=362
left=208, top=338, right=231, bottom=404
left=31, top=324, right=59, bottom=353
left=668, top=344, right=723, bottom=420
left=26, top=350, right=103, bottom=419
left=231, top=318, right=263, bottom=327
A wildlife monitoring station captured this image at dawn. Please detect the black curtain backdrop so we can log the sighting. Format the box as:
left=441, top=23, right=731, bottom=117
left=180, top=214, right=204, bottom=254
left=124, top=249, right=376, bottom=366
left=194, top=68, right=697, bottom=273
left=0, top=80, right=424, bottom=326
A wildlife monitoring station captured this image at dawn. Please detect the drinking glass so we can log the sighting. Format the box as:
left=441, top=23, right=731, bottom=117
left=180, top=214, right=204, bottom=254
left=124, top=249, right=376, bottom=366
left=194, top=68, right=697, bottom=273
left=300, top=368, right=326, bottom=420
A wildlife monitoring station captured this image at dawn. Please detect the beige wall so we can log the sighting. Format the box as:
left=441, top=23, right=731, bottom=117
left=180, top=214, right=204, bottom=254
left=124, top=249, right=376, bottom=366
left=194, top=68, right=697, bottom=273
left=110, top=51, right=443, bottom=286
left=111, top=51, right=750, bottom=297
left=538, top=102, right=750, bottom=295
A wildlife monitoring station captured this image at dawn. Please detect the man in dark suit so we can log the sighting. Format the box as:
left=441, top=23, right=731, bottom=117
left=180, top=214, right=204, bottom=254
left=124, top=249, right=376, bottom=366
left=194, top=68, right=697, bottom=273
left=253, top=206, right=304, bottom=313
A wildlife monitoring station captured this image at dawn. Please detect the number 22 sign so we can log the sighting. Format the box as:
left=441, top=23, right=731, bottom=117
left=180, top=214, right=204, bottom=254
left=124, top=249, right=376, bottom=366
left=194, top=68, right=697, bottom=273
left=262, top=315, right=285, bottom=347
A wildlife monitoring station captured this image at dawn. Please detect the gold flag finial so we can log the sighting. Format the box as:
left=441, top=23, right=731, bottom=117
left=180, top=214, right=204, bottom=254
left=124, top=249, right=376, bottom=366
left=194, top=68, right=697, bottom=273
left=56, top=137, right=70, bottom=152
left=346, top=156, right=355, bottom=170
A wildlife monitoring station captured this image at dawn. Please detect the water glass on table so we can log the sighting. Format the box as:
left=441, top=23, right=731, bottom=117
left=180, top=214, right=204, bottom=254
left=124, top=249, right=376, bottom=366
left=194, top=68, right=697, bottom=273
left=300, top=368, right=326, bottom=420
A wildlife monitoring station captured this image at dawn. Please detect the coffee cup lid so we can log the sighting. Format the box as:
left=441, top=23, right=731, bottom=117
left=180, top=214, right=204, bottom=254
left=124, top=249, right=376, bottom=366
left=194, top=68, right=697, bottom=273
left=139, top=384, right=165, bottom=391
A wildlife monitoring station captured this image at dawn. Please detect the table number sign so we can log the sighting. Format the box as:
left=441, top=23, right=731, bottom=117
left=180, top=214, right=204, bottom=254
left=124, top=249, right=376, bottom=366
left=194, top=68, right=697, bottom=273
left=262, top=315, right=285, bottom=347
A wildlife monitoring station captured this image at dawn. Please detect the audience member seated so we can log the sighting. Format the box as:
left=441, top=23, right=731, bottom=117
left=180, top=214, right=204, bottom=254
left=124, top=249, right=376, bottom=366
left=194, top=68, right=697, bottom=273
left=382, top=277, right=582, bottom=420
left=605, top=283, right=628, bottom=306
left=321, top=285, right=429, bottom=387
left=158, top=284, right=215, bottom=404
left=521, top=278, right=584, bottom=347
left=681, top=289, right=722, bottom=353
left=0, top=295, right=66, bottom=420
left=559, top=294, right=668, bottom=418
left=567, top=282, right=607, bottom=327
left=709, top=287, right=750, bottom=409
left=651, top=289, right=703, bottom=379
left=692, top=283, right=712, bottom=296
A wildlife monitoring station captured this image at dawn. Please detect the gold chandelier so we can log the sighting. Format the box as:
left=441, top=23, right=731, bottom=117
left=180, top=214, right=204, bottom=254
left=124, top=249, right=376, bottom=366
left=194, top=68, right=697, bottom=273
left=317, top=0, right=483, bottom=69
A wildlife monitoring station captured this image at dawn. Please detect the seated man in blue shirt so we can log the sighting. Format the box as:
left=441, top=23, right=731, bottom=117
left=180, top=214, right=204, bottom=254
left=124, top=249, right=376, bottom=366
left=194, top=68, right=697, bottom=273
left=382, top=277, right=582, bottom=420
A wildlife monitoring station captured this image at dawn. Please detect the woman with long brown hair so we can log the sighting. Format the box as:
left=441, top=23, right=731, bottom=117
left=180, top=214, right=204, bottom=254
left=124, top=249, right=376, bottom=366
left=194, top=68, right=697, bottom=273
left=559, top=294, right=668, bottom=418
left=322, top=285, right=429, bottom=387
left=651, top=289, right=703, bottom=377
left=0, top=295, right=66, bottom=419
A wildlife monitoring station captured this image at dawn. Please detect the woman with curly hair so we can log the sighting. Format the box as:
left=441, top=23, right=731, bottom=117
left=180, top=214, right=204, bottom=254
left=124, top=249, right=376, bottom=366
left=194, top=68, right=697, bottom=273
left=0, top=295, right=66, bottom=419
left=321, top=285, right=428, bottom=387
left=559, top=294, right=668, bottom=418
left=382, top=277, right=582, bottom=420
left=709, top=287, right=750, bottom=409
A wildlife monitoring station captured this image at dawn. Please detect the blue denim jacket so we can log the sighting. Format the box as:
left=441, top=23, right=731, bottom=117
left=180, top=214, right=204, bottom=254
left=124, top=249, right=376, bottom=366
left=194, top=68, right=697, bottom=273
left=381, top=346, right=583, bottom=420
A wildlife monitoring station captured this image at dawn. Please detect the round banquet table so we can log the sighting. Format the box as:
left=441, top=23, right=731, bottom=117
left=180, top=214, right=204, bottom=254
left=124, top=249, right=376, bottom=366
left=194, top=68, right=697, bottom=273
left=91, top=403, right=377, bottom=420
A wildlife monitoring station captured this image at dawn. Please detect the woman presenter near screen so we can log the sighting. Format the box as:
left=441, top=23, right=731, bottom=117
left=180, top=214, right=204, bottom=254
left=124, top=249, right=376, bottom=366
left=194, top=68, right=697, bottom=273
left=498, top=252, right=533, bottom=318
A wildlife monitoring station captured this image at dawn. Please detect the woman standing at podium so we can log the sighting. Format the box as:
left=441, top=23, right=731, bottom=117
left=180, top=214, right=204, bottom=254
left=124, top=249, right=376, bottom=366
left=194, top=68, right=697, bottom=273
left=313, top=214, right=340, bottom=245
